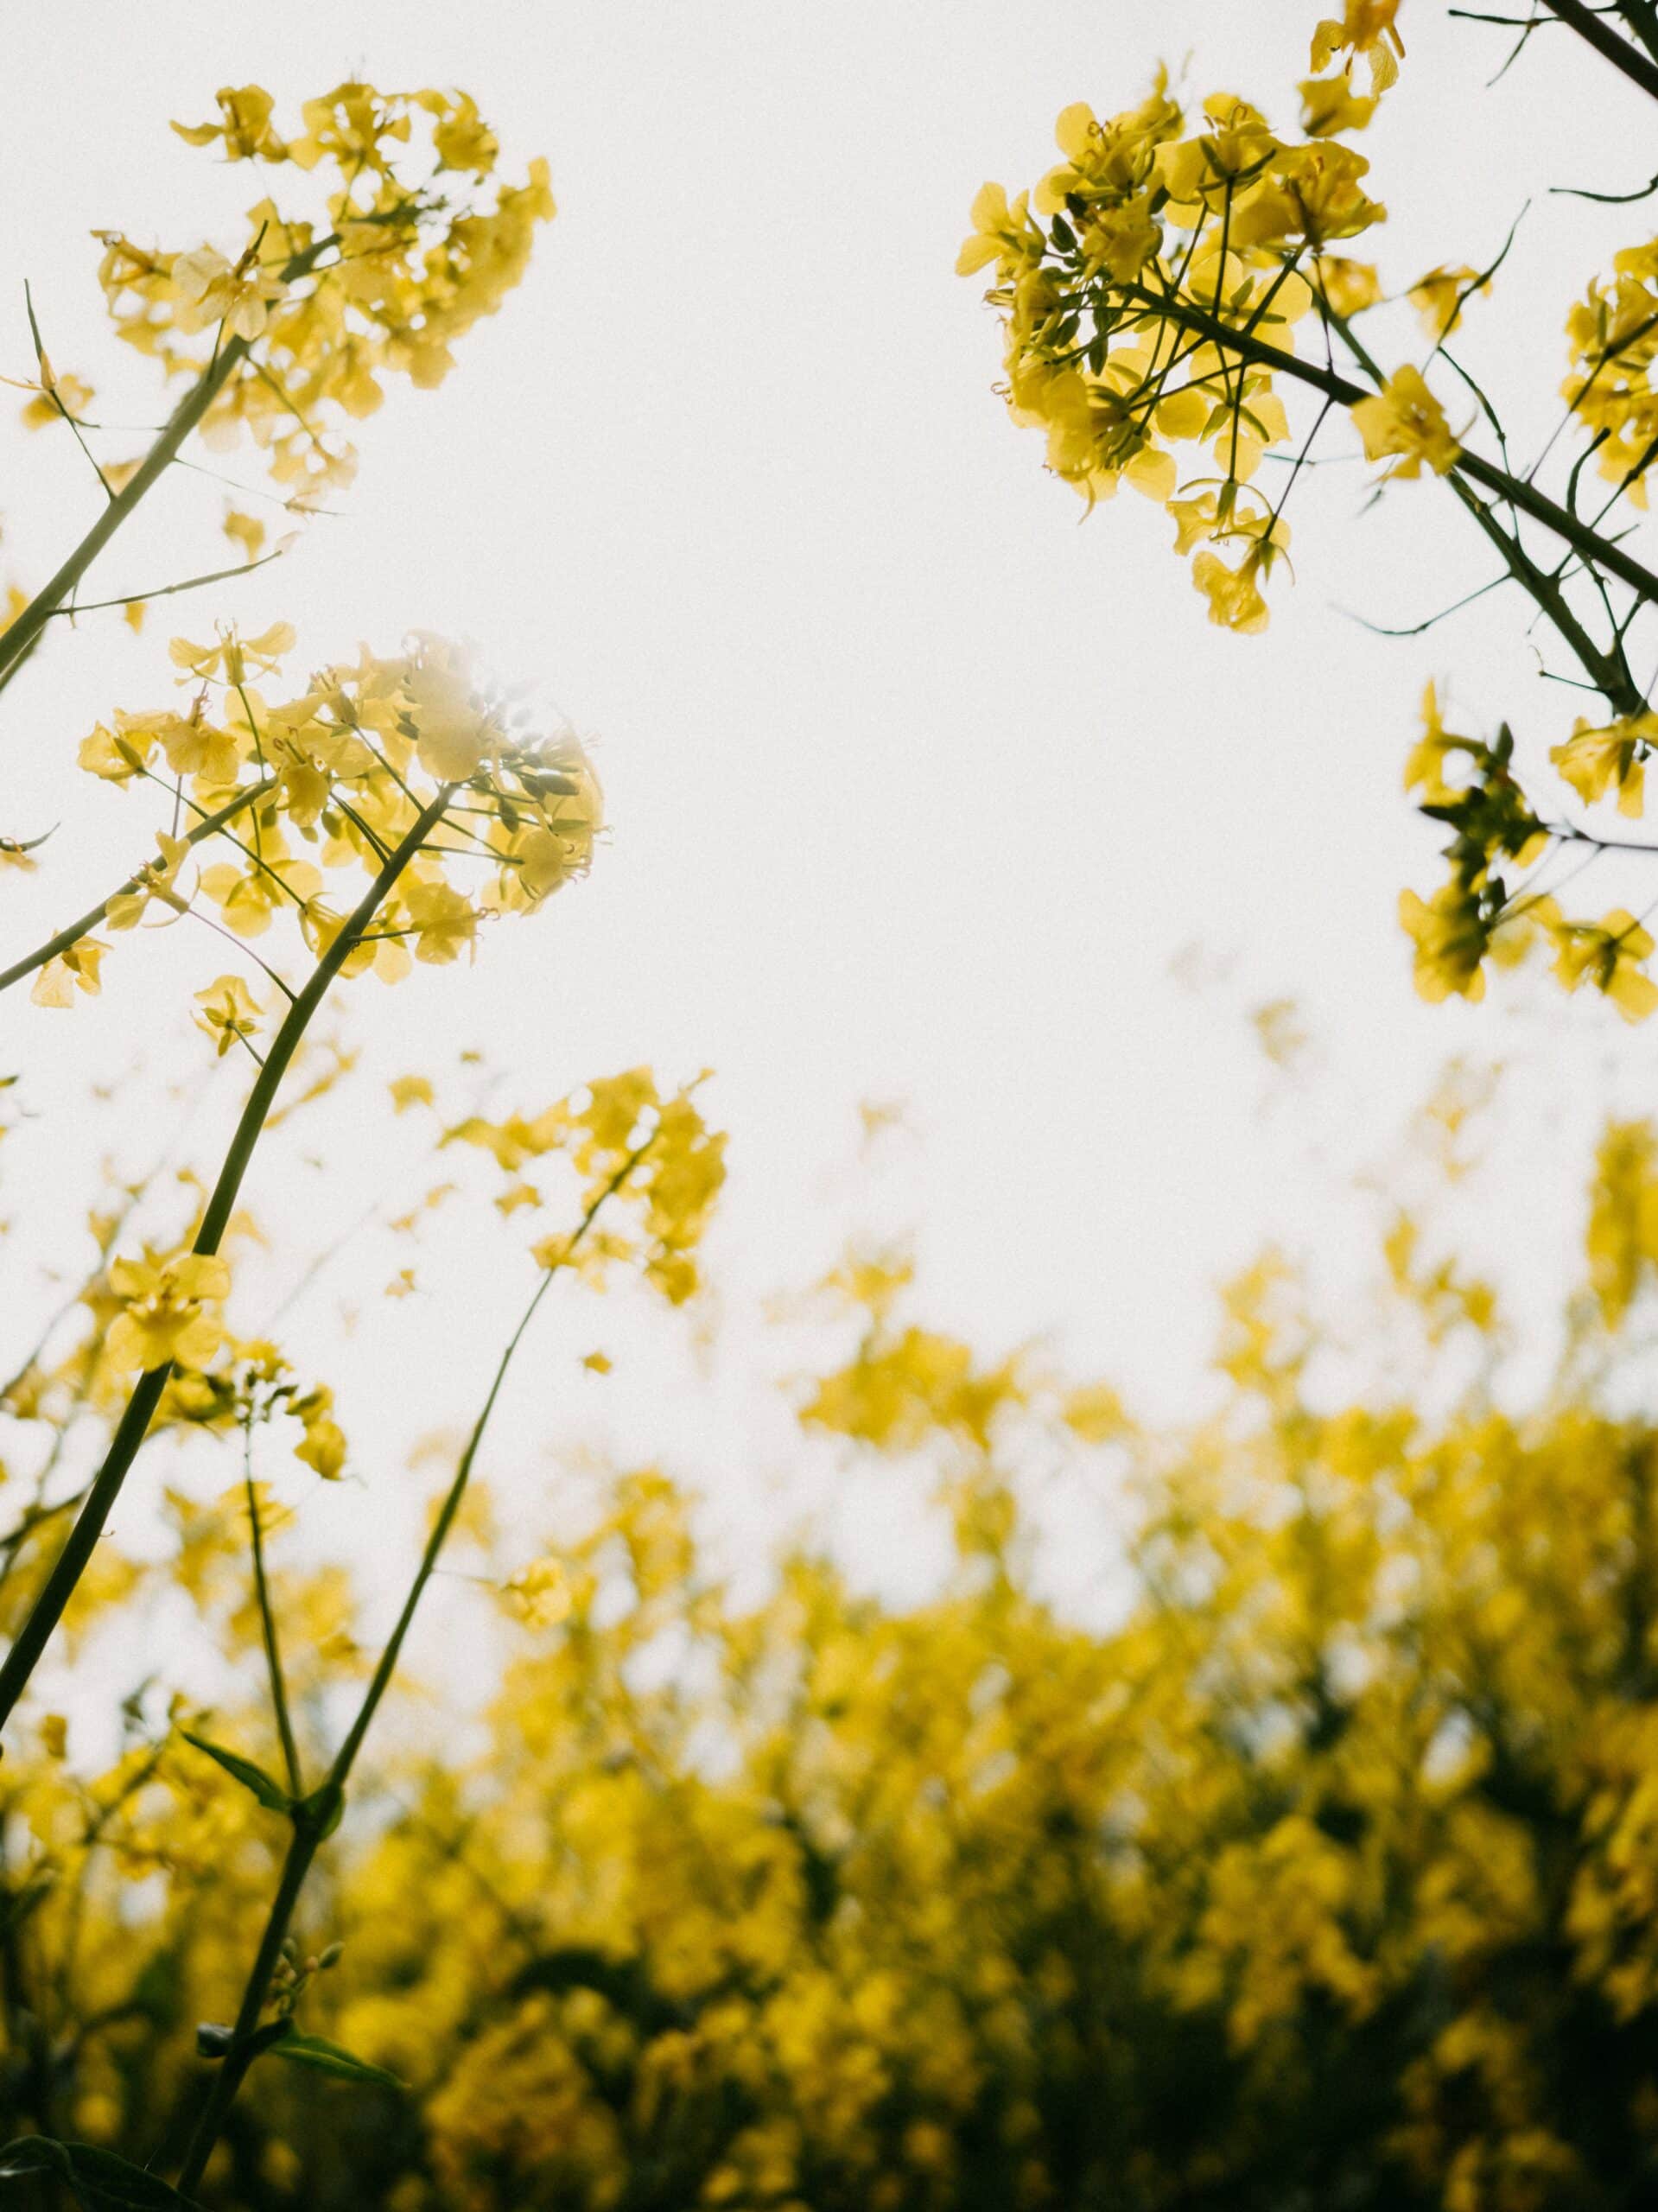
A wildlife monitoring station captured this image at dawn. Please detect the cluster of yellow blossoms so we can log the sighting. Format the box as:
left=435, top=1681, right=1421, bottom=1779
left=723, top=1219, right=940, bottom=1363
left=1398, top=683, right=1658, bottom=1020
left=957, top=14, right=1409, bottom=634
left=30, top=625, right=600, bottom=1022
left=11, top=1095, right=1658, bottom=2207
left=439, top=1066, right=728, bottom=1306
left=91, top=81, right=554, bottom=500
left=962, top=5, right=1658, bottom=1027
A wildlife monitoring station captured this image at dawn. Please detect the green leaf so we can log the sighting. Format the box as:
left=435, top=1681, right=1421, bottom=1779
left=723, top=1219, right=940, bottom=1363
left=0, top=2138, right=200, bottom=2209
left=270, top=2032, right=404, bottom=2090
left=179, top=1731, right=291, bottom=1813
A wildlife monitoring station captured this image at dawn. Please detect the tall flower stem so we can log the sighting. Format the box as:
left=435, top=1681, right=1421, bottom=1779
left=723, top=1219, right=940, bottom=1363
left=0, top=790, right=451, bottom=1733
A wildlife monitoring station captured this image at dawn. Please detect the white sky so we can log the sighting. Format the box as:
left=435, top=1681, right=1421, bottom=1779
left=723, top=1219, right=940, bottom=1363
left=4, top=3, right=1658, bottom=1668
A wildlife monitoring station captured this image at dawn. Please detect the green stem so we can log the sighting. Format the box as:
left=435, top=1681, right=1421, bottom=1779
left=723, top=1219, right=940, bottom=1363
left=1128, top=284, right=1658, bottom=611
left=0, top=235, right=331, bottom=689
left=1447, top=476, right=1647, bottom=717
left=0, top=778, right=276, bottom=995
left=0, top=790, right=450, bottom=1734
left=169, top=1146, right=651, bottom=2191
left=245, top=1442, right=302, bottom=1799
left=173, top=1818, right=323, bottom=2196
left=1540, top=0, right=1658, bottom=99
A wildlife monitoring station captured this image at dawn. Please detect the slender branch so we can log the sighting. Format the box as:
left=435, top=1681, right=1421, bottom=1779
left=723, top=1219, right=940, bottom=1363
left=0, top=777, right=275, bottom=995
left=0, top=235, right=331, bottom=688
left=245, top=1433, right=302, bottom=1799
left=0, top=790, right=451, bottom=1733
left=1539, top=0, right=1658, bottom=96
left=44, top=546, right=287, bottom=622
left=173, top=1142, right=651, bottom=2192
left=1122, top=283, right=1658, bottom=607
left=327, top=1147, right=645, bottom=1786
left=172, top=1820, right=322, bottom=2195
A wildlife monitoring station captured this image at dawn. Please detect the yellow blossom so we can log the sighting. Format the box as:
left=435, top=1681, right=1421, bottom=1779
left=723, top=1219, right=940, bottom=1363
left=1299, top=75, right=1377, bottom=137
left=1400, top=883, right=1489, bottom=1003
left=956, top=181, right=1045, bottom=281
left=1553, top=909, right=1658, bottom=1022
left=1351, top=366, right=1463, bottom=479
left=1312, top=1, right=1405, bottom=93
left=31, top=936, right=108, bottom=1007
left=192, top=972, right=264, bottom=1057
left=20, top=371, right=94, bottom=429
left=1551, top=715, right=1655, bottom=818
left=105, top=1249, right=232, bottom=1372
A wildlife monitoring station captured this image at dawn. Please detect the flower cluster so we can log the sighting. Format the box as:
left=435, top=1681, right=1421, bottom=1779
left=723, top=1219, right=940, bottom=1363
left=35, top=626, right=600, bottom=1019
left=441, top=1068, right=727, bottom=1306
left=957, top=39, right=1401, bottom=633
left=93, top=80, right=554, bottom=500
left=19, top=1091, right=1658, bottom=2209
left=1399, top=684, right=1658, bottom=1020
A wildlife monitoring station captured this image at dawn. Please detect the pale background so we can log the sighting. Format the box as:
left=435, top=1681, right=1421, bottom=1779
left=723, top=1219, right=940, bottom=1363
left=3, top=3, right=1655, bottom=1691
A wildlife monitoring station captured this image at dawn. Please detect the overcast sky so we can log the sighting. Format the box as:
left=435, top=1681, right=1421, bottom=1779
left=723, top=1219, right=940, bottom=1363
left=4, top=3, right=1657, bottom=1656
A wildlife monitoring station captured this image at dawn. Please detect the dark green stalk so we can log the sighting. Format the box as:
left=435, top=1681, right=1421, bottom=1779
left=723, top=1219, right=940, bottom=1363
left=1540, top=0, right=1658, bottom=98
left=245, top=1443, right=302, bottom=1799
left=0, top=236, right=331, bottom=688
left=0, top=790, right=450, bottom=1732
left=1125, top=283, right=1658, bottom=609
left=173, top=1145, right=650, bottom=2192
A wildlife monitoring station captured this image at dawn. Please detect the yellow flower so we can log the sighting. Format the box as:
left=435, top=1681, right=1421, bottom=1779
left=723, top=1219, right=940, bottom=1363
left=1351, top=366, right=1462, bottom=480
left=1190, top=516, right=1290, bottom=635
left=402, top=879, right=479, bottom=963
left=1315, top=257, right=1382, bottom=319
left=199, top=849, right=323, bottom=938
left=171, top=85, right=289, bottom=162
left=192, top=972, right=264, bottom=1057
left=31, top=936, right=108, bottom=1007
left=503, top=1555, right=575, bottom=1627
left=291, top=1383, right=348, bottom=1478
left=1409, top=264, right=1492, bottom=344
left=1400, top=883, right=1489, bottom=1003
left=170, top=244, right=288, bottom=340
left=161, top=711, right=244, bottom=788
left=1553, top=909, right=1658, bottom=1022
left=1299, top=75, right=1377, bottom=137
left=105, top=832, right=192, bottom=931
left=20, top=370, right=94, bottom=429
left=418, top=88, right=499, bottom=175
left=1551, top=715, right=1655, bottom=817
left=403, top=641, right=502, bottom=782
left=1312, top=1, right=1405, bottom=93
left=223, top=508, right=266, bottom=563
left=956, top=182, right=1044, bottom=280
left=169, top=622, right=296, bottom=686
left=105, top=1250, right=232, bottom=1373
left=1402, top=683, right=1479, bottom=804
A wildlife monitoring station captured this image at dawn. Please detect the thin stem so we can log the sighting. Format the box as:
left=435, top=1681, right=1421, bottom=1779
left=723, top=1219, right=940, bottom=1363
left=1539, top=0, right=1658, bottom=97
left=245, top=1430, right=302, bottom=1799
left=172, top=1821, right=321, bottom=2195
left=1123, top=283, right=1658, bottom=607
left=0, top=235, right=331, bottom=688
left=45, top=547, right=287, bottom=621
left=0, top=778, right=275, bottom=995
left=0, top=789, right=451, bottom=1734
left=171, top=1140, right=651, bottom=2192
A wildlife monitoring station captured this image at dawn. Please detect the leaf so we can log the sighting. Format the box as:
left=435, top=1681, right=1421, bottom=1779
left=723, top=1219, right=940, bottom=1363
left=179, top=1731, right=292, bottom=1813
left=270, top=2031, right=404, bottom=2090
left=0, top=2138, right=200, bottom=2209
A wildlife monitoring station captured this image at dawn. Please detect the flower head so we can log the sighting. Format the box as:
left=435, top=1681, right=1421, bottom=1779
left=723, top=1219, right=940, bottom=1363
left=106, top=1250, right=232, bottom=1372
left=1351, top=366, right=1462, bottom=480
left=193, top=972, right=264, bottom=1057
